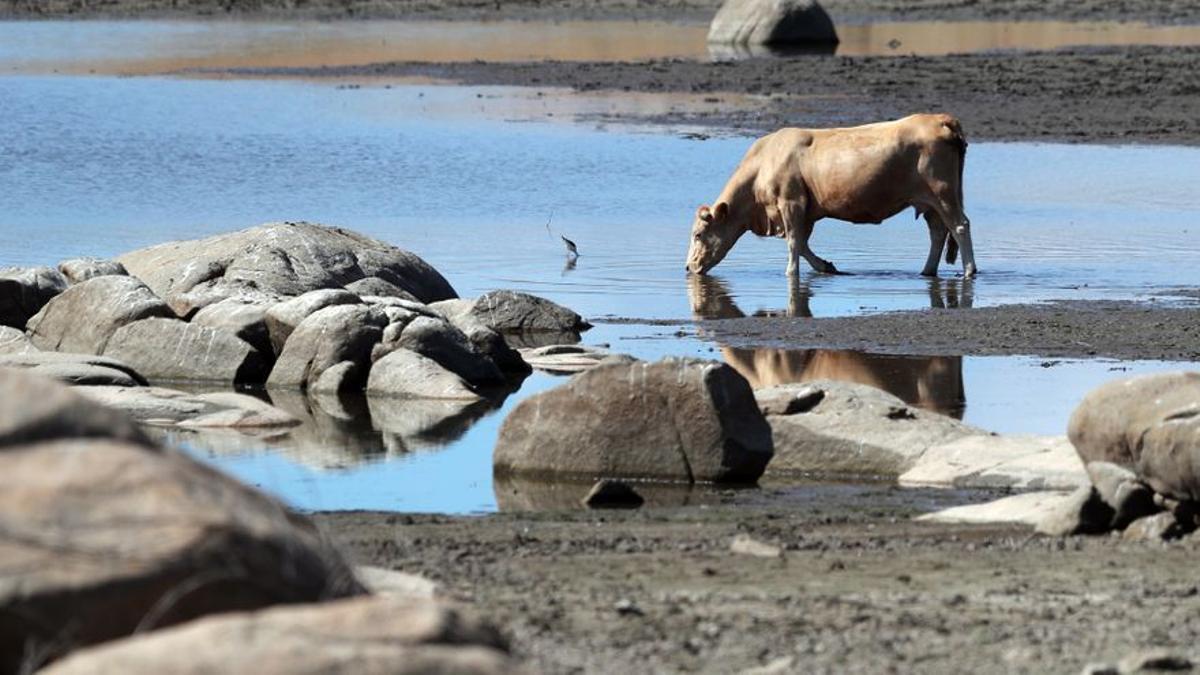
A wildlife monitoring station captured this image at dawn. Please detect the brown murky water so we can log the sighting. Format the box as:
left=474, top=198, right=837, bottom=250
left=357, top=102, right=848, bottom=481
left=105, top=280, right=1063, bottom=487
left=5, top=19, right=1200, bottom=75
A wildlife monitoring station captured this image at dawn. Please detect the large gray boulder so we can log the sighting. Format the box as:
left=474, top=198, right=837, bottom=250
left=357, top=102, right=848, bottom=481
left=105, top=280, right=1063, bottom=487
left=0, top=266, right=68, bottom=329
left=117, top=222, right=457, bottom=317
left=56, top=257, right=128, bottom=284
left=41, top=596, right=518, bottom=675
left=367, top=348, right=483, bottom=401
left=0, top=351, right=148, bottom=387
left=1068, top=372, right=1200, bottom=502
left=103, top=317, right=270, bottom=384
left=26, top=275, right=174, bottom=354
left=392, top=316, right=505, bottom=386
left=495, top=357, right=773, bottom=483
left=0, top=440, right=363, bottom=672
left=264, top=289, right=361, bottom=355
left=267, top=304, right=388, bottom=393
left=759, top=380, right=977, bottom=478
left=0, top=372, right=362, bottom=672
left=191, top=299, right=275, bottom=358
left=707, top=0, right=838, bottom=46
left=432, top=303, right=529, bottom=375
left=0, top=368, right=153, bottom=450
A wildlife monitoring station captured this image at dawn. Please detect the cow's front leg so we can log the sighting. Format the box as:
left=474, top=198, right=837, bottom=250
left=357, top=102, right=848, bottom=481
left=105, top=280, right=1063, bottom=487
left=922, top=213, right=948, bottom=277
left=783, top=201, right=836, bottom=275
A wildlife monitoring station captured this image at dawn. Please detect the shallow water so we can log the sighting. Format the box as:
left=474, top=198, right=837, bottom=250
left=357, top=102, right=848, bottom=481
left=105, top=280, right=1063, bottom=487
left=2, top=74, right=1199, bottom=513
left=2, top=76, right=1198, bottom=320
left=4, top=20, right=1200, bottom=74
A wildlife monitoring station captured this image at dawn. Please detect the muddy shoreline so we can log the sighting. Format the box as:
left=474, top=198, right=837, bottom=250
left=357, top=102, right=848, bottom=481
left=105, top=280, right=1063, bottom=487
left=692, top=299, right=1200, bottom=361
left=237, top=45, right=1200, bottom=145
left=317, top=498, right=1200, bottom=674
left=6, top=0, right=1200, bottom=23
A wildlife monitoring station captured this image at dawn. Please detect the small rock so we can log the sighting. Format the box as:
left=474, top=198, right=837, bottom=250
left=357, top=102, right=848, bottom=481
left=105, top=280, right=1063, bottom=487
left=730, top=534, right=782, bottom=558
left=57, top=257, right=127, bottom=284
left=582, top=479, right=645, bottom=509
left=1088, top=461, right=1159, bottom=529
left=614, top=598, right=644, bottom=617
left=1080, top=663, right=1119, bottom=675
left=1122, top=512, right=1188, bottom=542
left=1117, top=648, right=1193, bottom=672
left=757, top=385, right=824, bottom=416
left=1035, top=485, right=1114, bottom=536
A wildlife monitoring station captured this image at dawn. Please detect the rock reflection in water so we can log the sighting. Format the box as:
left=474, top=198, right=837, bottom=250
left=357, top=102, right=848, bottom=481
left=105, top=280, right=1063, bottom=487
left=494, top=475, right=727, bottom=512
left=171, top=387, right=511, bottom=470
left=688, top=275, right=967, bottom=418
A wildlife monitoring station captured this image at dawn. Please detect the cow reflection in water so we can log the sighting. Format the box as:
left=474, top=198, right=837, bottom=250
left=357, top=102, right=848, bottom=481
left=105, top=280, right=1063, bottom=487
left=688, top=275, right=968, bottom=418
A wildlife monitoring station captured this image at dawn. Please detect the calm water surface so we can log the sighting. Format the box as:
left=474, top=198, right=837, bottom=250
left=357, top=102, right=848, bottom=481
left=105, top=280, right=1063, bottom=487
left=2, top=74, right=1198, bottom=512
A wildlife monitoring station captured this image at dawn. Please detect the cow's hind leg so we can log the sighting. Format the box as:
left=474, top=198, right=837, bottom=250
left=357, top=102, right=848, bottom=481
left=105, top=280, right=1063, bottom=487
left=782, top=201, right=837, bottom=275
left=922, top=212, right=948, bottom=277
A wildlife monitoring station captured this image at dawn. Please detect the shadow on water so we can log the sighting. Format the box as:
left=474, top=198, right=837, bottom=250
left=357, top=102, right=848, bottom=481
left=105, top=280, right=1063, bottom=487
left=688, top=275, right=968, bottom=418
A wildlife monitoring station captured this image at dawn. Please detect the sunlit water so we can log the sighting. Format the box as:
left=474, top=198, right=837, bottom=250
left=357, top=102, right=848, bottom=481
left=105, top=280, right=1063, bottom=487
left=2, top=75, right=1199, bottom=512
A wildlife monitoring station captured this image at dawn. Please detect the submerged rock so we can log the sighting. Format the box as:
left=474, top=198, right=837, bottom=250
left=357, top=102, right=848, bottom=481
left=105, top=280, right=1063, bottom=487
left=26, top=275, right=174, bottom=354
left=495, top=357, right=773, bottom=483
left=117, top=222, right=457, bottom=316
left=1069, top=372, right=1200, bottom=502
left=0, top=266, right=67, bottom=329
left=40, top=596, right=517, bottom=675
left=707, top=0, right=839, bottom=47
left=519, top=344, right=614, bottom=374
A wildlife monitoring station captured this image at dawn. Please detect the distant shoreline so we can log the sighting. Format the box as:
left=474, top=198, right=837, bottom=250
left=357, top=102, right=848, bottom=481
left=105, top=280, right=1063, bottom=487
left=5, top=0, right=1200, bottom=24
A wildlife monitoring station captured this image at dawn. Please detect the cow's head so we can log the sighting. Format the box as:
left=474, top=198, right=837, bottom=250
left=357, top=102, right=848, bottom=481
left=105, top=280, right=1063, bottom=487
left=685, top=202, right=738, bottom=275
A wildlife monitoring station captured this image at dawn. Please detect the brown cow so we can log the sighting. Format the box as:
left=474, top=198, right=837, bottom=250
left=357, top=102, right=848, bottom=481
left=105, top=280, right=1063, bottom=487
left=685, top=113, right=975, bottom=278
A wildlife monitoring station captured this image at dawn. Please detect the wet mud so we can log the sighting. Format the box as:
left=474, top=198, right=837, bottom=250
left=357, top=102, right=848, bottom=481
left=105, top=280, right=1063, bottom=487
left=265, top=45, right=1200, bottom=145
left=696, top=298, right=1200, bottom=362
left=318, top=496, right=1200, bottom=674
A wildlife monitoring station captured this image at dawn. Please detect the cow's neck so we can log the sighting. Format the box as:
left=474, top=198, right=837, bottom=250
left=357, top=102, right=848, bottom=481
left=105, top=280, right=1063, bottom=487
left=717, top=170, right=762, bottom=238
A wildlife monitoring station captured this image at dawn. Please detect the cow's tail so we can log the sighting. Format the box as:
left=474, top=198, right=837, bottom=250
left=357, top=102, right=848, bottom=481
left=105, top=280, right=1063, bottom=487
left=941, top=115, right=967, bottom=265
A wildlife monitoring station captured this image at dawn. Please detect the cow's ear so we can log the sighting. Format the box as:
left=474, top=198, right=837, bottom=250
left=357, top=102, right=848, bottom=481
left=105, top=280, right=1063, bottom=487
left=697, top=205, right=713, bottom=222
left=713, top=202, right=729, bottom=220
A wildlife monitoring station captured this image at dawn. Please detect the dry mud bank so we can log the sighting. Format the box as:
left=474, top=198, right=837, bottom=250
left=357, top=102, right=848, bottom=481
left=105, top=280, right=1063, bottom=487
left=5, top=0, right=1200, bottom=23
left=276, top=45, right=1200, bottom=145
left=318, top=497, right=1200, bottom=674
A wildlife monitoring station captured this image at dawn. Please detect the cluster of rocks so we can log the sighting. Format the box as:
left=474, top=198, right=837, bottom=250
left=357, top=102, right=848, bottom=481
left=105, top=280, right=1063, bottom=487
left=1, top=222, right=590, bottom=426
left=921, top=372, right=1200, bottom=541
left=493, top=360, right=1089, bottom=507
left=0, top=368, right=518, bottom=674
